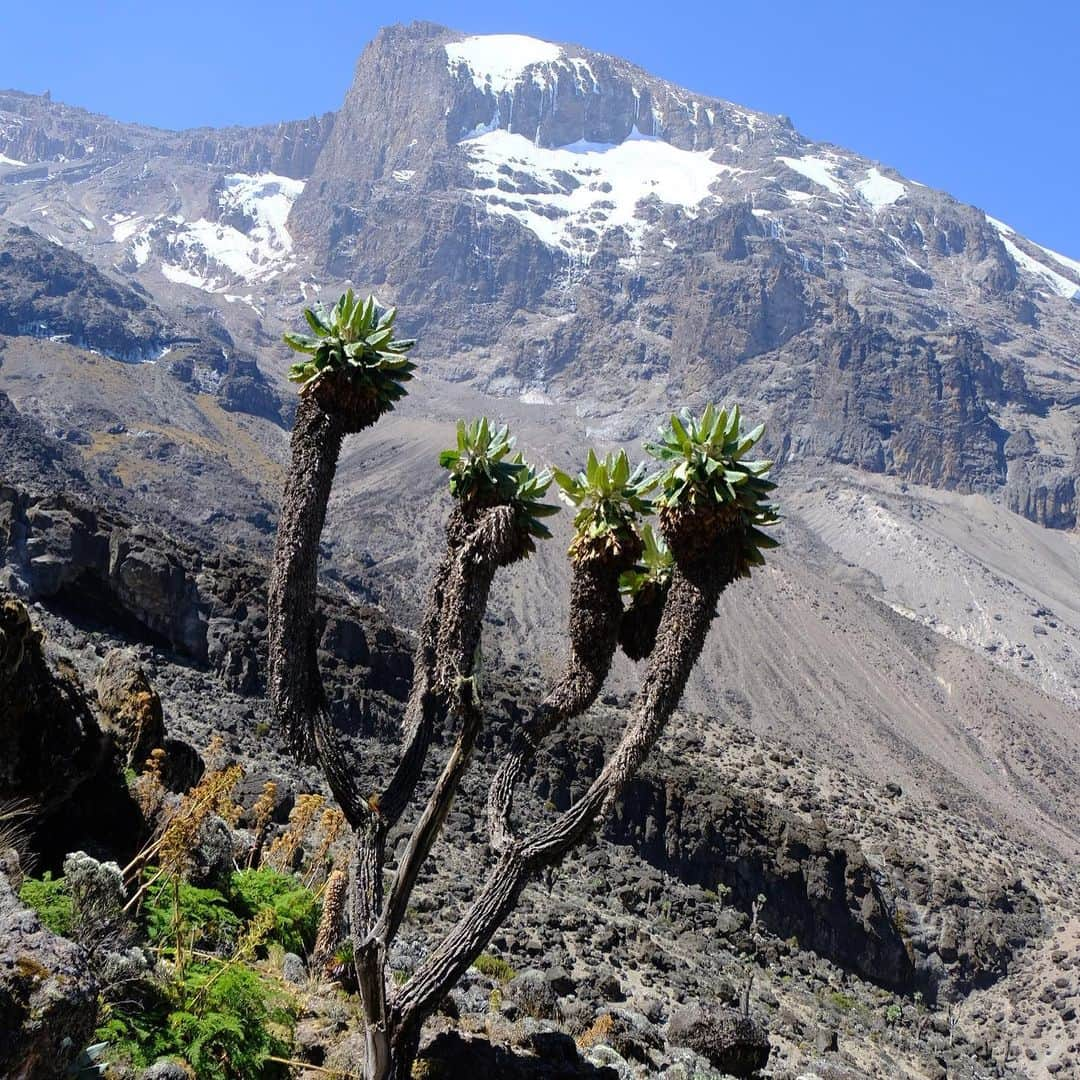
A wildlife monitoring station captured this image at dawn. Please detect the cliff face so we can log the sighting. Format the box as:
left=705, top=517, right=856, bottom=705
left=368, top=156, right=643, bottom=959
left=0, top=89, right=333, bottom=179
left=282, top=23, right=1078, bottom=527
left=3, top=24, right=1078, bottom=531
left=177, top=113, right=336, bottom=180
left=0, top=482, right=412, bottom=716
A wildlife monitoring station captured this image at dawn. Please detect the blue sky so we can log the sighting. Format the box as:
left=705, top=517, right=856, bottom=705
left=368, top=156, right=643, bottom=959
left=2, top=1, right=1077, bottom=256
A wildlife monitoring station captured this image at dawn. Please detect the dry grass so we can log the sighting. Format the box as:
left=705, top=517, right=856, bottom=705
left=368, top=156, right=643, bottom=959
left=123, top=735, right=244, bottom=910
left=0, top=798, right=38, bottom=885
left=264, top=794, right=326, bottom=873
left=575, top=1012, right=614, bottom=1052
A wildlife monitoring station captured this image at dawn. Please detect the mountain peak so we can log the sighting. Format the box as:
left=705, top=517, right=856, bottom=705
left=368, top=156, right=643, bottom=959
left=444, top=34, right=565, bottom=95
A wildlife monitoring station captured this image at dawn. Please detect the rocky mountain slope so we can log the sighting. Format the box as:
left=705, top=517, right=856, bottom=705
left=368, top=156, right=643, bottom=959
left=2, top=491, right=1076, bottom=1077
left=1, top=20, right=1079, bottom=1079
left=2, top=24, right=1079, bottom=539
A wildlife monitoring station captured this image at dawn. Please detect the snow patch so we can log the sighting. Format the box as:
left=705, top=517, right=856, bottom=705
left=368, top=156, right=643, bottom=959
left=130, top=232, right=151, bottom=268
left=519, top=388, right=555, bottom=405
left=445, top=35, right=563, bottom=95
left=161, top=262, right=211, bottom=289
left=992, top=216, right=1080, bottom=280
left=989, top=216, right=1080, bottom=299
left=0, top=153, right=25, bottom=167
left=777, top=155, right=846, bottom=198
left=461, top=126, right=728, bottom=255
left=224, top=293, right=262, bottom=312
left=215, top=172, right=303, bottom=258
left=570, top=58, right=599, bottom=94
left=111, top=215, right=143, bottom=243
left=855, top=168, right=905, bottom=212
left=392, top=169, right=416, bottom=183
left=157, top=173, right=304, bottom=292
left=1035, top=242, right=1080, bottom=279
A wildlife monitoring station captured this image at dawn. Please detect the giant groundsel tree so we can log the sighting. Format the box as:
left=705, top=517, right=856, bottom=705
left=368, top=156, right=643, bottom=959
left=267, top=294, right=779, bottom=1080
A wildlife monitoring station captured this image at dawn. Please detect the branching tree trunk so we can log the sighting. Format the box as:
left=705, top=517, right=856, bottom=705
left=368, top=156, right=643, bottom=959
left=268, top=296, right=778, bottom=1080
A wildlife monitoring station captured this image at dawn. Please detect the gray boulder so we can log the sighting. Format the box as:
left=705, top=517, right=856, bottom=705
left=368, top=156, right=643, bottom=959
left=95, top=648, right=166, bottom=769
left=188, top=814, right=235, bottom=889
left=667, top=1005, right=770, bottom=1078
left=282, top=952, right=307, bottom=985
left=505, top=968, right=559, bottom=1020
left=140, top=1061, right=195, bottom=1079
left=0, top=863, right=98, bottom=1080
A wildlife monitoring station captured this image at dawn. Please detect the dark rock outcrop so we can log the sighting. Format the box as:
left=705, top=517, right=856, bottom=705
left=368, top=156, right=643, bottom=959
left=0, top=88, right=333, bottom=181
left=0, top=222, right=283, bottom=422
left=0, top=388, right=94, bottom=497
left=0, top=594, right=141, bottom=866
left=884, top=850, right=1044, bottom=1001
left=0, top=594, right=107, bottom=815
left=666, top=1005, right=770, bottom=1077
left=793, top=310, right=1012, bottom=491
left=0, top=220, right=168, bottom=361
left=416, top=1029, right=618, bottom=1079
left=179, top=113, right=335, bottom=179
left=95, top=648, right=167, bottom=769
left=603, top=768, right=916, bottom=993
left=1, top=484, right=412, bottom=713
left=1005, top=470, right=1076, bottom=529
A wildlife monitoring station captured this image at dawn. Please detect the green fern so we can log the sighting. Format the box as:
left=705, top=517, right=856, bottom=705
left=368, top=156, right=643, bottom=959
left=229, top=868, right=319, bottom=955
left=142, top=874, right=241, bottom=953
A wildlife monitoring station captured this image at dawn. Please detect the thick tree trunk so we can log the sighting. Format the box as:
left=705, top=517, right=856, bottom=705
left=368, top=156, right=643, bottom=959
left=487, top=556, right=625, bottom=849
left=357, top=1025, right=420, bottom=1080
left=351, top=818, right=392, bottom=1079
left=267, top=394, right=345, bottom=763
left=394, top=530, right=743, bottom=1038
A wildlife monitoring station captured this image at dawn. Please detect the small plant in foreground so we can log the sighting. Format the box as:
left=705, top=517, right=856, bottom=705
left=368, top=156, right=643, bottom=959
left=576, top=1012, right=614, bottom=1051
left=0, top=797, right=37, bottom=885
left=472, top=952, right=517, bottom=984
left=97, top=963, right=295, bottom=1079
left=19, top=871, right=73, bottom=936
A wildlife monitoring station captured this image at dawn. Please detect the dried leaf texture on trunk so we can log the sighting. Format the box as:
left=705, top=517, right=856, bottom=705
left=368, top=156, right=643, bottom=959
left=268, top=394, right=453, bottom=826
left=396, top=518, right=747, bottom=1035
left=267, top=394, right=346, bottom=763
left=487, top=551, right=628, bottom=850
left=434, top=504, right=523, bottom=694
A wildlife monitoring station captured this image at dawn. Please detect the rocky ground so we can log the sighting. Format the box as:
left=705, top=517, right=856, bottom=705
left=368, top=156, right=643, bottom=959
left=2, top=464, right=1077, bottom=1077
